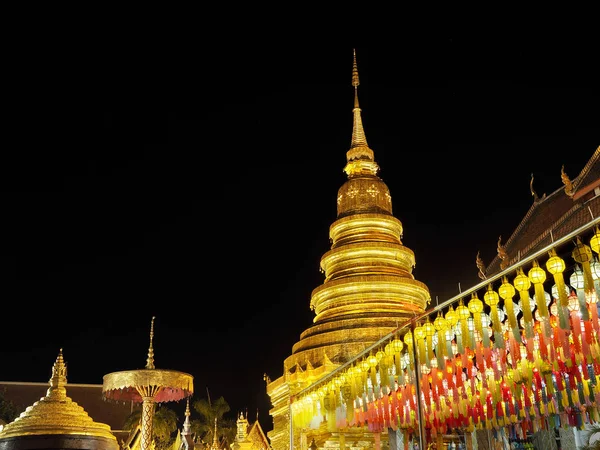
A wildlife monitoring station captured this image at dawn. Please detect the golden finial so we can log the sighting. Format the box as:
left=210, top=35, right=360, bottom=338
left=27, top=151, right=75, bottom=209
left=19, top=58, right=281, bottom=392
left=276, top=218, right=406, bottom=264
left=145, top=316, right=156, bottom=369
left=530, top=173, right=539, bottom=203
left=352, top=48, right=360, bottom=107
left=182, top=397, right=192, bottom=435
left=497, top=235, right=509, bottom=270
left=349, top=49, right=369, bottom=150
left=476, top=251, right=487, bottom=280
left=47, top=348, right=68, bottom=400
left=529, top=173, right=546, bottom=203
left=561, top=164, right=574, bottom=197
left=211, top=417, right=219, bottom=450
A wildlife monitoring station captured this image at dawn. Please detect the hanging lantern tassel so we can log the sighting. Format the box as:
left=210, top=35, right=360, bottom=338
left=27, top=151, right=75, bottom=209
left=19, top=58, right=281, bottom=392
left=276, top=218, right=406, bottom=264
left=484, top=284, right=505, bottom=348
left=499, top=276, right=522, bottom=343
left=392, top=337, right=404, bottom=386
left=468, top=293, right=484, bottom=346
left=529, top=260, right=552, bottom=338
left=547, top=249, right=570, bottom=330
left=514, top=268, right=534, bottom=340
left=403, top=331, right=415, bottom=371
left=573, top=237, right=594, bottom=321
left=424, top=319, right=435, bottom=369
left=445, top=306, right=460, bottom=355
left=414, top=325, right=426, bottom=367
left=456, top=299, right=471, bottom=350
left=434, top=313, right=448, bottom=369
left=368, top=353, right=378, bottom=394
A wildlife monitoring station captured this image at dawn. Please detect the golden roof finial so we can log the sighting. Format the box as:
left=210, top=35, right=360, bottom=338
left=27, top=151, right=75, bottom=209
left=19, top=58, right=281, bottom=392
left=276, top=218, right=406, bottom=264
left=530, top=173, right=539, bottom=202
left=476, top=251, right=487, bottom=280
left=145, top=316, right=156, bottom=369
left=529, top=173, right=546, bottom=203
left=352, top=48, right=360, bottom=107
left=497, top=235, right=509, bottom=270
left=561, top=164, right=574, bottom=197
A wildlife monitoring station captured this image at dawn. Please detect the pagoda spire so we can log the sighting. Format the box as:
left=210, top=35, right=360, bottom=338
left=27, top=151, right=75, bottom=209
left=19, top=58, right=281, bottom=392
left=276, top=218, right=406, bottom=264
left=236, top=411, right=249, bottom=442
left=182, top=397, right=192, bottom=436
left=145, top=316, right=156, bottom=369
left=47, top=348, right=68, bottom=400
left=345, top=49, right=378, bottom=179
left=350, top=49, right=369, bottom=150
left=211, top=417, right=219, bottom=450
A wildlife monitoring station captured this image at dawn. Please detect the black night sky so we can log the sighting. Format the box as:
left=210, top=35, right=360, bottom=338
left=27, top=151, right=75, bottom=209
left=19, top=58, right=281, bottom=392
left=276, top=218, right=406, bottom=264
left=1, top=40, right=599, bottom=431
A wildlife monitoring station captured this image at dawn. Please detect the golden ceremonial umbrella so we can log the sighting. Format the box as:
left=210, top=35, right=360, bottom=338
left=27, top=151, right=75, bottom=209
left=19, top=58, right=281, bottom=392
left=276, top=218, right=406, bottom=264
left=102, top=317, right=193, bottom=450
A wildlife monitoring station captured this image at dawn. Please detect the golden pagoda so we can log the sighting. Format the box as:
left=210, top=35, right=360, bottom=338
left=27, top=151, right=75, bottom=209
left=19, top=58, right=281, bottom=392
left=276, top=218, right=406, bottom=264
left=0, top=349, right=118, bottom=450
left=266, top=50, right=431, bottom=450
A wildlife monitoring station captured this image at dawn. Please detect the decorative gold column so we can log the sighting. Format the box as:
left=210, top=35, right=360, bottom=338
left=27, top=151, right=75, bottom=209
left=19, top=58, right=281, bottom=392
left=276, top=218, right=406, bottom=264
left=140, top=393, right=158, bottom=450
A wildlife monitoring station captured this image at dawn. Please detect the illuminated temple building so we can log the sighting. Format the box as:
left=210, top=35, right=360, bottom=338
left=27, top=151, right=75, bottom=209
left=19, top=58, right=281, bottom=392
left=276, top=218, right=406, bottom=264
left=266, top=52, right=600, bottom=450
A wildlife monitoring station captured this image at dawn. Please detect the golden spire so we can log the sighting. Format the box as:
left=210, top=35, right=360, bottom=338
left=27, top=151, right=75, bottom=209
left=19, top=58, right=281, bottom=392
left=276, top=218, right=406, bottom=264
left=350, top=48, right=368, bottom=150
left=0, top=350, right=117, bottom=442
left=47, top=347, right=68, bottom=400
left=146, top=316, right=156, bottom=369
left=182, top=397, right=192, bottom=435
left=211, top=417, right=220, bottom=450
left=337, top=49, right=394, bottom=219
left=561, top=164, right=574, bottom=197
left=236, top=410, right=249, bottom=442
left=344, top=49, right=377, bottom=180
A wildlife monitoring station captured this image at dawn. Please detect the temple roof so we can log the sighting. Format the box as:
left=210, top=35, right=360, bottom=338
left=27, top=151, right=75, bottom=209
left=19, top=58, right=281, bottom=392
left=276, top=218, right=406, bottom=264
left=486, top=146, right=600, bottom=275
left=232, top=412, right=271, bottom=450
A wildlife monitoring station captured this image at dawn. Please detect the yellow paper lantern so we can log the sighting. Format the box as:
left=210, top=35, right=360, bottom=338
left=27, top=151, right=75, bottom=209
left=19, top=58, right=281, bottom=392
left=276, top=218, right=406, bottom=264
left=573, top=237, right=595, bottom=298
left=433, top=312, right=448, bottom=365
left=570, top=264, right=590, bottom=320
left=414, top=324, right=426, bottom=366
left=546, top=248, right=570, bottom=329
left=528, top=260, right=550, bottom=319
left=455, top=298, right=471, bottom=348
left=498, top=275, right=521, bottom=342
left=468, top=293, right=484, bottom=344
left=445, top=305, right=459, bottom=327
left=513, top=268, right=534, bottom=339
left=484, top=284, right=503, bottom=333
left=590, top=226, right=600, bottom=255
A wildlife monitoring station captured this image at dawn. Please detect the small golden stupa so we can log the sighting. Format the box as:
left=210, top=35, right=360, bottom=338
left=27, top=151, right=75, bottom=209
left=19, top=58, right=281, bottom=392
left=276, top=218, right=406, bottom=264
left=0, top=349, right=118, bottom=450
